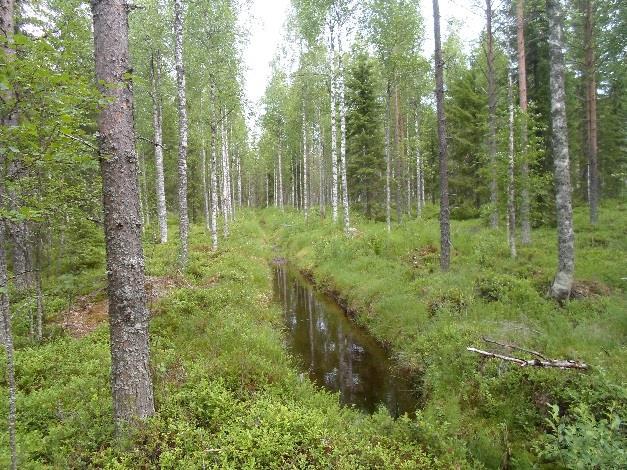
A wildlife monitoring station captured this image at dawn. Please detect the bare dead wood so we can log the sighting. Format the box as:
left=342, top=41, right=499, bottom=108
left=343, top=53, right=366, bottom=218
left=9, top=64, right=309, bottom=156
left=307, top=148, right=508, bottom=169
left=467, top=347, right=588, bottom=370
left=482, top=336, right=548, bottom=361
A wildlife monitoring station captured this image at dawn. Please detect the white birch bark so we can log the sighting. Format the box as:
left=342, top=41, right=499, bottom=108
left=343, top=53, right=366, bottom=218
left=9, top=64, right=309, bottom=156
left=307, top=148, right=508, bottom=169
left=337, top=32, right=350, bottom=231
left=302, top=108, right=309, bottom=220
left=201, top=140, right=210, bottom=231
left=548, top=0, right=575, bottom=300
left=277, top=143, right=284, bottom=209
left=174, top=0, right=189, bottom=266
left=150, top=52, right=168, bottom=244
left=220, top=113, right=230, bottom=236
left=328, top=22, right=339, bottom=223
left=507, top=73, right=517, bottom=258
left=385, top=90, right=392, bottom=232
left=415, top=107, right=423, bottom=217
left=209, top=84, right=219, bottom=250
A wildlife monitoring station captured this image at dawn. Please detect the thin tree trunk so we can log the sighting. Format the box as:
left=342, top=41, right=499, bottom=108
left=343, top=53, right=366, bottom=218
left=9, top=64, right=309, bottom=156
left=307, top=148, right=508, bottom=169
left=302, top=106, right=309, bottom=220
left=337, top=33, right=350, bottom=231
left=415, top=104, right=423, bottom=217
left=394, top=84, right=402, bottom=224
left=201, top=139, right=210, bottom=231
left=150, top=52, right=168, bottom=244
left=385, top=86, right=392, bottom=233
left=278, top=143, right=284, bottom=209
left=0, top=1, right=18, bottom=451
left=486, top=0, right=498, bottom=228
left=547, top=0, right=575, bottom=300
left=583, top=0, right=599, bottom=224
left=236, top=147, right=242, bottom=208
left=433, top=0, right=451, bottom=271
left=209, top=84, right=219, bottom=250
left=507, top=73, right=517, bottom=258
left=174, top=0, right=189, bottom=266
left=220, top=113, right=230, bottom=237
left=91, top=0, right=154, bottom=425
left=0, top=219, right=17, bottom=470
left=329, top=23, right=339, bottom=223
left=517, top=0, right=532, bottom=244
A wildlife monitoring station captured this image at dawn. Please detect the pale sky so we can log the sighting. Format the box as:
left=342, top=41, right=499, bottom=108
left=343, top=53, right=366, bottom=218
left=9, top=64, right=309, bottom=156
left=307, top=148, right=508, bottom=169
left=243, top=0, right=484, bottom=129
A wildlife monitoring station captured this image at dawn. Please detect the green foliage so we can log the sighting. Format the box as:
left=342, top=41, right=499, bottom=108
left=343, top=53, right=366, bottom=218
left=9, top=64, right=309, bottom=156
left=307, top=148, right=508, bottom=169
left=536, top=404, right=627, bottom=468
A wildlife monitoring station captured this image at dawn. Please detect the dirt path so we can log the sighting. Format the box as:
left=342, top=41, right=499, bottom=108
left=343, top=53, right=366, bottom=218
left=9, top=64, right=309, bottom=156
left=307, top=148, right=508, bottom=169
left=61, top=276, right=180, bottom=338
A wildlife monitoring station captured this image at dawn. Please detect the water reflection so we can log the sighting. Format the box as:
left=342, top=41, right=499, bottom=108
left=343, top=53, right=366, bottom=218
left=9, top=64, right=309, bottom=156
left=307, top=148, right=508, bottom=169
left=273, top=263, right=418, bottom=416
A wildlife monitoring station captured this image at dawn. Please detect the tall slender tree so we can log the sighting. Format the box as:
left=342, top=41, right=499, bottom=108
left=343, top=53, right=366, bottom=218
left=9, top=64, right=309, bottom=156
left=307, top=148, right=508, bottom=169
left=516, top=0, right=532, bottom=244
left=486, top=0, right=498, bottom=228
left=174, top=0, right=190, bottom=266
left=507, top=73, right=517, bottom=258
left=150, top=51, right=168, bottom=244
left=547, top=0, right=575, bottom=300
left=90, top=0, right=155, bottom=425
left=433, top=0, right=451, bottom=271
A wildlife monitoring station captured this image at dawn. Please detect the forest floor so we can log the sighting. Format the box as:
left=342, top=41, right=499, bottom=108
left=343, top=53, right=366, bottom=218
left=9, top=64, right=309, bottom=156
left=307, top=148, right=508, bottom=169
left=263, top=201, right=626, bottom=467
left=0, top=202, right=625, bottom=468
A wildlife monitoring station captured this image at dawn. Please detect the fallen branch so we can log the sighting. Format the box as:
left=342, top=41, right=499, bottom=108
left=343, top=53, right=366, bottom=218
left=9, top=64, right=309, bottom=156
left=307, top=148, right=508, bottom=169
left=482, top=337, right=548, bottom=361
left=467, top=347, right=588, bottom=370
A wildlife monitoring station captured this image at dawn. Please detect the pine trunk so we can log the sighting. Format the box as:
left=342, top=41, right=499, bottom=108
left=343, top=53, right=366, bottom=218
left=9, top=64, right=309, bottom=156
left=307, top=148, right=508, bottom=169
left=547, top=0, right=575, bottom=300
left=583, top=0, right=599, bottom=224
left=433, top=0, right=451, bottom=271
left=174, top=0, right=189, bottom=266
left=91, top=0, right=155, bottom=424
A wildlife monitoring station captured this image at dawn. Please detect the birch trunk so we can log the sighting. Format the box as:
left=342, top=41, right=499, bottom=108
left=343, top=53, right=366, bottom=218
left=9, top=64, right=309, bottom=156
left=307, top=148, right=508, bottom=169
left=209, top=85, right=219, bottom=250
left=0, top=2, right=18, bottom=452
left=547, top=0, right=575, bottom=300
left=517, top=0, right=532, bottom=244
left=507, top=74, right=517, bottom=258
left=150, top=52, right=167, bottom=243
left=329, top=23, right=339, bottom=223
left=394, top=84, right=402, bottom=224
left=277, top=144, right=284, bottom=209
left=174, top=0, right=189, bottom=266
left=91, top=0, right=154, bottom=424
left=385, top=87, right=392, bottom=233
left=201, top=140, right=210, bottom=231
left=0, top=218, right=17, bottom=470
left=433, top=0, right=451, bottom=271
left=583, top=0, right=599, bottom=225
left=302, top=108, right=309, bottom=220
left=486, top=0, right=498, bottom=228
left=220, top=114, right=230, bottom=236
left=415, top=106, right=423, bottom=217
left=337, top=34, right=350, bottom=231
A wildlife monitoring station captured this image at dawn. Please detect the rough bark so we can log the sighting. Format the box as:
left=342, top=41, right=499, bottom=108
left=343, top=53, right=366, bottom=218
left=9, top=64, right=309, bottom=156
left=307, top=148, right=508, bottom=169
left=507, top=74, right=517, bottom=258
left=337, top=33, right=350, bottom=231
left=174, top=0, right=189, bottom=266
left=433, top=0, right=451, bottom=271
left=547, top=0, right=575, bottom=300
left=583, top=0, right=599, bottom=225
left=486, top=0, right=498, bottom=228
left=90, top=0, right=155, bottom=425
left=329, top=23, right=339, bottom=223
left=150, top=52, right=168, bottom=243
left=517, top=0, right=532, bottom=244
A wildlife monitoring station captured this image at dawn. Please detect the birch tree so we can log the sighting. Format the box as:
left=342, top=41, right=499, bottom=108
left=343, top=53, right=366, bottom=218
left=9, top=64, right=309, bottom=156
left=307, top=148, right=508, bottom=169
left=547, top=0, right=575, bottom=300
left=150, top=51, right=168, bottom=243
left=486, top=0, right=498, bottom=228
left=174, top=0, right=190, bottom=266
left=516, top=0, right=532, bottom=244
left=90, top=0, right=155, bottom=425
left=507, top=73, right=517, bottom=258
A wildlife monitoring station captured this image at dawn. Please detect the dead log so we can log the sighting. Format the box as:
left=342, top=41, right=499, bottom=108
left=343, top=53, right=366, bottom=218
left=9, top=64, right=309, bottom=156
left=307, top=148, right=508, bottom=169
left=467, top=347, right=588, bottom=370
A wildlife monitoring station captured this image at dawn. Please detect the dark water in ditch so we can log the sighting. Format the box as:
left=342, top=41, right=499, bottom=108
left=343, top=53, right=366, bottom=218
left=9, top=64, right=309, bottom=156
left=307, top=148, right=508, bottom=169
left=273, top=262, right=419, bottom=417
